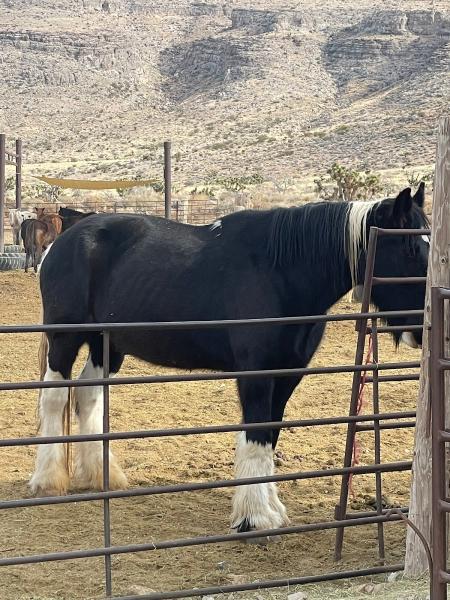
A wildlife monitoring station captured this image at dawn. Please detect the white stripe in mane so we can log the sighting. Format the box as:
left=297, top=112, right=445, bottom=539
left=346, top=200, right=379, bottom=287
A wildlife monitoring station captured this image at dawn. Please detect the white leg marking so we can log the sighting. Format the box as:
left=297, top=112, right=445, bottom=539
left=401, top=331, right=420, bottom=349
left=231, top=432, right=289, bottom=531
left=29, top=366, right=70, bottom=496
left=74, top=356, right=128, bottom=490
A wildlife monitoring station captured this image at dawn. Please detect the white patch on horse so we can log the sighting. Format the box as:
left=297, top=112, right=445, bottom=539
left=346, top=200, right=380, bottom=288
left=73, top=356, right=127, bottom=490
left=231, top=431, right=288, bottom=531
left=210, top=219, right=222, bottom=231
left=37, top=242, right=54, bottom=274
left=401, top=331, right=420, bottom=349
left=422, top=235, right=430, bottom=245
left=29, top=364, right=70, bottom=496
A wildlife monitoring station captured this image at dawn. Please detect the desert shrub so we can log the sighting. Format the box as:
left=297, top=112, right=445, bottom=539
left=403, top=167, right=434, bottom=189
left=314, top=163, right=382, bottom=202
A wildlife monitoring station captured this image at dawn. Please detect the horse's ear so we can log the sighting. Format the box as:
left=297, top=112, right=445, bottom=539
left=413, top=181, right=425, bottom=207
left=392, top=187, right=412, bottom=223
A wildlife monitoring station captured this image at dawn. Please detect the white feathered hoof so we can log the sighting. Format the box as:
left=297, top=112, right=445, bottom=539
left=29, top=461, right=70, bottom=497
left=231, top=432, right=290, bottom=542
left=230, top=481, right=289, bottom=544
left=73, top=450, right=128, bottom=491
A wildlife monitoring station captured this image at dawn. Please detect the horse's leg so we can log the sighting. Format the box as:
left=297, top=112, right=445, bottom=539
left=24, top=248, right=29, bottom=273
left=29, top=333, right=82, bottom=496
left=73, top=337, right=128, bottom=490
left=271, top=376, right=301, bottom=450
left=34, top=245, right=43, bottom=273
left=267, top=376, right=301, bottom=523
left=231, top=377, right=288, bottom=532
left=31, top=244, right=37, bottom=273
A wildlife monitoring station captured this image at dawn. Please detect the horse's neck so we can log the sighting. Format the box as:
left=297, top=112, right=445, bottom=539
left=282, top=248, right=354, bottom=314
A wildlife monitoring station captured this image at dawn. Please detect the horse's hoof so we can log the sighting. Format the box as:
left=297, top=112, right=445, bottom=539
left=30, top=486, right=68, bottom=498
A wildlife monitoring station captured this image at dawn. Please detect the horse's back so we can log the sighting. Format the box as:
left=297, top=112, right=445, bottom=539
left=40, top=214, right=213, bottom=321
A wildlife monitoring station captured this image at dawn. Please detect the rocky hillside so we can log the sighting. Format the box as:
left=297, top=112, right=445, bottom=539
left=0, top=0, right=448, bottom=185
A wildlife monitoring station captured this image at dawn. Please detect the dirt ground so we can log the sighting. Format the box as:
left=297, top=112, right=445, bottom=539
left=0, top=271, right=422, bottom=600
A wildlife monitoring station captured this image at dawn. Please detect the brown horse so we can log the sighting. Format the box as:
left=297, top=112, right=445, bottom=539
left=21, top=219, right=58, bottom=273
left=35, top=207, right=63, bottom=235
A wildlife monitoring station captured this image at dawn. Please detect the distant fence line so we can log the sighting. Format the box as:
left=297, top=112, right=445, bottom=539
left=2, top=196, right=247, bottom=228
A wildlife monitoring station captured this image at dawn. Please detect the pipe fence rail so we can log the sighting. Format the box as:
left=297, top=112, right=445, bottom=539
left=430, top=286, right=450, bottom=600
left=0, top=304, right=426, bottom=599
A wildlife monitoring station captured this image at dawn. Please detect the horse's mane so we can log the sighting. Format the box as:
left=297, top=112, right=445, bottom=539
left=267, top=201, right=379, bottom=289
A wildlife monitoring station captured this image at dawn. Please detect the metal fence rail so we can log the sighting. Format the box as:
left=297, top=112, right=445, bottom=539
left=430, top=286, right=450, bottom=600
left=0, top=306, right=425, bottom=598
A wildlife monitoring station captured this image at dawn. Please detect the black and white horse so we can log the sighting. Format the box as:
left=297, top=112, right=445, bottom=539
left=30, top=185, right=428, bottom=533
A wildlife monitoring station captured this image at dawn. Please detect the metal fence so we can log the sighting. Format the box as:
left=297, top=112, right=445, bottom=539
left=334, top=226, right=430, bottom=560
left=0, top=305, right=426, bottom=600
left=3, top=198, right=231, bottom=227
left=430, top=285, right=450, bottom=600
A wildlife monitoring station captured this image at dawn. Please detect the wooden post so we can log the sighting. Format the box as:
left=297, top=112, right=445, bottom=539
left=0, top=133, right=5, bottom=254
left=15, top=138, right=22, bottom=210
left=404, top=116, right=450, bottom=576
left=164, top=141, right=171, bottom=219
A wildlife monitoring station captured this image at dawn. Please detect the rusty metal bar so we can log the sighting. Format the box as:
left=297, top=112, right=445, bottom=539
left=372, top=276, right=426, bottom=285
left=0, top=361, right=421, bottom=392
left=0, top=513, right=406, bottom=567
left=0, top=411, right=417, bottom=447
left=0, top=461, right=412, bottom=510
left=376, top=228, right=431, bottom=236
left=371, top=318, right=385, bottom=559
left=164, top=141, right=171, bottom=219
left=366, top=325, right=423, bottom=334
left=0, top=133, right=5, bottom=254
left=437, top=288, right=450, bottom=300
left=431, top=286, right=447, bottom=600
left=365, top=374, right=419, bottom=383
left=335, top=226, right=379, bottom=559
left=15, top=138, right=21, bottom=211
left=438, top=430, right=450, bottom=442
left=103, top=331, right=113, bottom=597
left=114, top=564, right=405, bottom=600
left=355, top=420, right=415, bottom=432
left=0, top=309, right=425, bottom=335
left=345, top=506, right=408, bottom=519
left=438, top=499, right=450, bottom=512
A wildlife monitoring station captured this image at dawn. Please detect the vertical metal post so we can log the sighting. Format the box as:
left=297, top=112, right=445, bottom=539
left=164, top=141, right=171, bottom=220
left=334, top=227, right=379, bottom=560
left=15, top=139, right=22, bottom=211
left=0, top=134, right=6, bottom=254
left=371, top=318, right=385, bottom=560
left=431, top=287, right=447, bottom=600
left=102, top=331, right=113, bottom=597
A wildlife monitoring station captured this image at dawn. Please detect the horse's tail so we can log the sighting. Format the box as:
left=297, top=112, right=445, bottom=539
left=37, top=315, right=72, bottom=474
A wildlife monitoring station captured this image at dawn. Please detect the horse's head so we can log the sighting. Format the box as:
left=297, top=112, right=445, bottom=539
left=35, top=207, right=46, bottom=219
left=358, top=183, right=429, bottom=348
